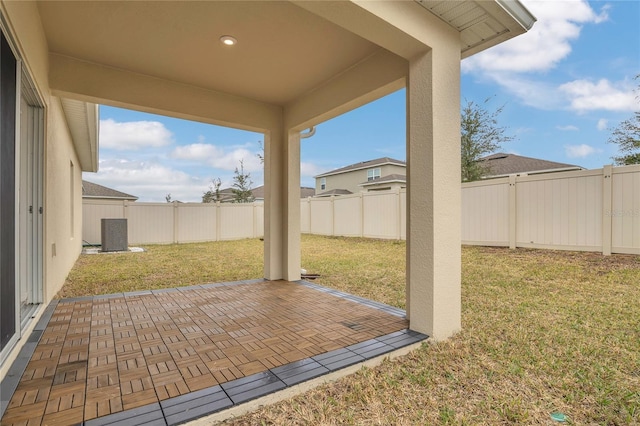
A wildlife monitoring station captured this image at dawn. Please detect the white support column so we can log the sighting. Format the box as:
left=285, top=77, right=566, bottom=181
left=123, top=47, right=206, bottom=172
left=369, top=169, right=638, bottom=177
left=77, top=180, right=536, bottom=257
left=406, top=48, right=461, bottom=340
left=264, top=124, right=301, bottom=281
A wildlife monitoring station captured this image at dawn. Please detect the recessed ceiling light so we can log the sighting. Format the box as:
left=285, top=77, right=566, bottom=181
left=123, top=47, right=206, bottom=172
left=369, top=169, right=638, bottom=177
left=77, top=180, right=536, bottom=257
left=220, top=35, right=237, bottom=46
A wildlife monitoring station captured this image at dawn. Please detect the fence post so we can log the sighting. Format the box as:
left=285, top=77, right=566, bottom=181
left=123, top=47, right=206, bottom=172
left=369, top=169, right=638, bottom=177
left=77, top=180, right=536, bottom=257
left=215, top=201, right=221, bottom=242
left=602, top=165, right=613, bottom=256
left=331, top=195, right=335, bottom=237
left=360, top=192, right=364, bottom=238
left=307, top=197, right=311, bottom=234
left=173, top=201, right=179, bottom=244
left=396, top=188, right=402, bottom=240
left=509, top=175, right=517, bottom=249
left=252, top=202, right=257, bottom=238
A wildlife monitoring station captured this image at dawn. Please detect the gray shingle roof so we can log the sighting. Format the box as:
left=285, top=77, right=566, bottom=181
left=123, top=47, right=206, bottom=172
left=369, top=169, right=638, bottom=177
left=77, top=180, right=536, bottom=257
left=315, top=157, right=405, bottom=178
left=250, top=186, right=315, bottom=199
left=316, top=189, right=353, bottom=197
left=213, top=186, right=316, bottom=201
left=360, top=173, right=406, bottom=186
left=480, top=153, right=583, bottom=177
left=82, top=180, right=138, bottom=200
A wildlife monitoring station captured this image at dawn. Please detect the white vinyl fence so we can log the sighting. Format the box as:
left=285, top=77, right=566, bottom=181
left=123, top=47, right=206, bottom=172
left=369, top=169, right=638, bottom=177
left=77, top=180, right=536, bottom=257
left=462, top=164, right=640, bottom=255
left=83, top=201, right=264, bottom=245
left=83, top=165, right=639, bottom=255
left=300, top=190, right=406, bottom=240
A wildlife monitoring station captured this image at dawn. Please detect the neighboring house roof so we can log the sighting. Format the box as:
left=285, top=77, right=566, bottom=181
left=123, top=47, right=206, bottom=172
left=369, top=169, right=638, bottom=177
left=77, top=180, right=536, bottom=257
left=251, top=186, right=315, bottom=200
left=82, top=180, right=138, bottom=200
left=316, top=189, right=353, bottom=197
left=315, top=157, right=405, bottom=178
left=214, top=186, right=315, bottom=202
left=360, top=174, right=406, bottom=187
left=480, top=153, right=583, bottom=177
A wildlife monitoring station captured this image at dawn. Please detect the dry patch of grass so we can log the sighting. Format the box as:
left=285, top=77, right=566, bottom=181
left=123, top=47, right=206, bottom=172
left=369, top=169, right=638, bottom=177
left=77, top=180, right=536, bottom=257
left=60, top=236, right=640, bottom=424
left=59, top=239, right=264, bottom=298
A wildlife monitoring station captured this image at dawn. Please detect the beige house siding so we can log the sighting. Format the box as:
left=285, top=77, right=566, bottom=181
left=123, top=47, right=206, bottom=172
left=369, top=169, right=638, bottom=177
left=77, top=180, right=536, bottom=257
left=0, top=0, right=534, bottom=377
left=0, top=1, right=89, bottom=378
left=44, top=98, right=84, bottom=301
left=316, top=163, right=406, bottom=194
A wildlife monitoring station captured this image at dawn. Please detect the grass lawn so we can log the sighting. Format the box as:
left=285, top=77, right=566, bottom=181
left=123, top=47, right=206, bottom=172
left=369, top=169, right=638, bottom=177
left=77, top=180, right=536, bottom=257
left=61, top=235, right=640, bottom=425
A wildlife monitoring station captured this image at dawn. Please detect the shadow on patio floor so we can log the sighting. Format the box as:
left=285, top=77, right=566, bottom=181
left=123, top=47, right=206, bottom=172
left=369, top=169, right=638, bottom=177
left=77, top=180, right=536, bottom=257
left=1, top=280, right=427, bottom=425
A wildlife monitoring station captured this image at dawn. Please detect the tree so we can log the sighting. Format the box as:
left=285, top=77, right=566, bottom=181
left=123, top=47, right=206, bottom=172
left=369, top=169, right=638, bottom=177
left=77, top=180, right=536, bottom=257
left=165, top=193, right=172, bottom=203
left=608, top=76, right=640, bottom=165
left=461, top=98, right=515, bottom=182
left=202, top=178, right=222, bottom=203
left=231, top=160, right=254, bottom=203
left=256, top=140, right=264, bottom=165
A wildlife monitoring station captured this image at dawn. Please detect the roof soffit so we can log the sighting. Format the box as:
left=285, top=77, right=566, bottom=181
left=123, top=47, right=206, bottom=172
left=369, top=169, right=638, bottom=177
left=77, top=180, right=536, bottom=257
left=415, top=0, right=536, bottom=58
left=60, top=98, right=98, bottom=172
left=37, top=1, right=382, bottom=106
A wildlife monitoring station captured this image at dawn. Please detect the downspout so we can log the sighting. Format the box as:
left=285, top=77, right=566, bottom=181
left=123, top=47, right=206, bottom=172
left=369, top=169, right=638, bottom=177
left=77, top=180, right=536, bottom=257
left=300, top=127, right=316, bottom=139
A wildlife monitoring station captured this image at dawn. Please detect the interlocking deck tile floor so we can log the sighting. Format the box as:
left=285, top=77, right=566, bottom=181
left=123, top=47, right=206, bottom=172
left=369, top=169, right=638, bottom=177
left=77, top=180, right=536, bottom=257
left=0, top=280, right=425, bottom=425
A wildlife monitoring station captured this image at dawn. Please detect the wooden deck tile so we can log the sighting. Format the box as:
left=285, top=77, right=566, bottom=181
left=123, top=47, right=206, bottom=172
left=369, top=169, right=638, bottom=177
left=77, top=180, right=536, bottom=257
left=2, top=280, right=409, bottom=425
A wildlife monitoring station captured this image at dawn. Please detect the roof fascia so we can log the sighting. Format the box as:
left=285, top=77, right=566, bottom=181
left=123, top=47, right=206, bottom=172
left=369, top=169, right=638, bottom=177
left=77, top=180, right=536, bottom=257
left=315, top=160, right=406, bottom=178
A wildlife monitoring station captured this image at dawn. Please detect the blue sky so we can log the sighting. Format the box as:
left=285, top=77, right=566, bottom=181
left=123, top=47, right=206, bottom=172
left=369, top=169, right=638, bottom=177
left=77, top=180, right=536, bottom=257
left=86, top=0, right=639, bottom=202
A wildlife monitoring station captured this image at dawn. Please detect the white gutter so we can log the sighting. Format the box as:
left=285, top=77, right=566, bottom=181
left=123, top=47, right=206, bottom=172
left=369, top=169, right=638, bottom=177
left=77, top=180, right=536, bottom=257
left=496, top=0, right=537, bottom=31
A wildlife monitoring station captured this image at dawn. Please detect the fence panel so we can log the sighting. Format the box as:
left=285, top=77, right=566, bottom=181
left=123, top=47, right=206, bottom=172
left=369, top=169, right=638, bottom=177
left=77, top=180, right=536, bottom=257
left=611, top=165, right=640, bottom=254
left=219, top=204, right=256, bottom=240
left=309, top=197, right=333, bottom=235
left=333, top=194, right=362, bottom=237
left=82, top=165, right=639, bottom=254
left=82, top=200, right=125, bottom=244
left=516, top=170, right=602, bottom=250
left=177, top=204, right=217, bottom=243
left=300, top=199, right=311, bottom=233
left=399, top=190, right=406, bottom=240
left=254, top=204, right=264, bottom=238
left=461, top=179, right=509, bottom=245
left=127, top=203, right=174, bottom=244
left=363, top=191, right=401, bottom=239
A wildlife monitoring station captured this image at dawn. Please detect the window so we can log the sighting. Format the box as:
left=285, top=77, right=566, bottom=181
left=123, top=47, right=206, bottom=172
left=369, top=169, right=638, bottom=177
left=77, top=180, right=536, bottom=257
left=367, top=168, right=381, bottom=181
left=320, top=178, right=326, bottom=190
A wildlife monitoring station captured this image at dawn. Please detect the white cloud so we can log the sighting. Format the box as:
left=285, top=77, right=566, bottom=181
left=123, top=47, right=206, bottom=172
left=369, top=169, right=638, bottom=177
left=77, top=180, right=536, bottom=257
left=171, top=143, right=263, bottom=172
left=301, top=162, right=324, bottom=178
left=99, top=119, right=173, bottom=150
left=86, top=158, right=211, bottom=202
left=564, top=144, right=599, bottom=158
left=556, top=125, right=579, bottom=131
left=460, top=1, right=634, bottom=114
left=559, top=79, right=638, bottom=112
left=597, top=119, right=608, bottom=131
left=462, top=0, right=608, bottom=74
left=475, top=73, right=637, bottom=113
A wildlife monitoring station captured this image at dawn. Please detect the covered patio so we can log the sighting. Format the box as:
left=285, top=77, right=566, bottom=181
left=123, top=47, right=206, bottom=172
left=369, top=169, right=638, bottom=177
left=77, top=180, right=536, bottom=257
left=1, top=280, right=425, bottom=425
left=0, top=0, right=534, bottom=423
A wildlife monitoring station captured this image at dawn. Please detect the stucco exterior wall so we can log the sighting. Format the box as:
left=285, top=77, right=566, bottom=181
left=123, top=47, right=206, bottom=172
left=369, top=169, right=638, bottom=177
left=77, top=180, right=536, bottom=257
left=317, top=163, right=405, bottom=194
left=44, top=98, right=83, bottom=301
left=1, top=1, right=84, bottom=378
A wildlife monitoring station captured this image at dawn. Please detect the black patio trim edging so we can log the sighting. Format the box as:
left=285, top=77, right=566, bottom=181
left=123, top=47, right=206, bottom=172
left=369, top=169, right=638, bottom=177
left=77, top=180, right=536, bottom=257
left=85, top=328, right=427, bottom=426
left=0, top=279, right=428, bottom=425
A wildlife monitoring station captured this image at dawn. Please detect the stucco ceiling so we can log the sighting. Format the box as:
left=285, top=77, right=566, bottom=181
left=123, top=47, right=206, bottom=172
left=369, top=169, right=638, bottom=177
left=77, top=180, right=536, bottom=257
left=37, top=1, right=382, bottom=106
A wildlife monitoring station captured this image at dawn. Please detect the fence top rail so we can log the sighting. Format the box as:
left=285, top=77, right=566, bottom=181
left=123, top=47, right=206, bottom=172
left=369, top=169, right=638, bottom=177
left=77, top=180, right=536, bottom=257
left=611, top=164, right=640, bottom=174
left=516, top=167, right=603, bottom=183
left=91, top=201, right=264, bottom=207
left=462, top=177, right=510, bottom=188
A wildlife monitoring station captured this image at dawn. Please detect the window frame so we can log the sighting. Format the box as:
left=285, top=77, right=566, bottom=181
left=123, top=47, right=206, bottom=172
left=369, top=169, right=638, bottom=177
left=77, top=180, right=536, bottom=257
left=367, top=168, right=381, bottom=181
